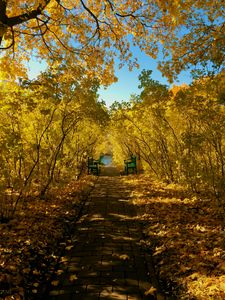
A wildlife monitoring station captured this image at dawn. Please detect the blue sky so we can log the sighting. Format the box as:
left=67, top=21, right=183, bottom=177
left=27, top=45, right=193, bottom=108
left=99, top=45, right=192, bottom=107
left=99, top=58, right=192, bottom=107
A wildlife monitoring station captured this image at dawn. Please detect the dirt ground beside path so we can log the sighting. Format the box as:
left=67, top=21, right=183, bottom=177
left=123, top=175, right=225, bottom=300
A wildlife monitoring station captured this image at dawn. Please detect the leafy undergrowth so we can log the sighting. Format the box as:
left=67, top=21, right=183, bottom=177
left=0, top=176, right=96, bottom=300
left=123, top=175, right=225, bottom=300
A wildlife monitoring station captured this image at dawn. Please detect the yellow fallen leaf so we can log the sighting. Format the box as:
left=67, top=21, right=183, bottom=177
left=60, top=257, right=68, bottom=263
left=219, top=262, right=225, bottom=272
left=145, top=286, right=157, bottom=296
left=69, top=274, right=78, bottom=281
left=22, top=268, right=30, bottom=274
left=189, top=272, right=199, bottom=280
left=51, top=280, right=59, bottom=286
left=56, top=269, right=64, bottom=275
left=119, top=254, right=129, bottom=260
left=65, top=245, right=74, bottom=251
left=33, top=283, right=39, bottom=287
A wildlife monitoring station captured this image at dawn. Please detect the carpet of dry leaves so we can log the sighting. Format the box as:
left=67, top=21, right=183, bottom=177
left=0, top=176, right=96, bottom=300
left=2, top=174, right=225, bottom=300
left=123, top=175, right=225, bottom=300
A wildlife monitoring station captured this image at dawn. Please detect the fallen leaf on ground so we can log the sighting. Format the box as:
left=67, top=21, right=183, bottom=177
left=69, top=274, right=78, bottom=281
left=145, top=286, right=157, bottom=295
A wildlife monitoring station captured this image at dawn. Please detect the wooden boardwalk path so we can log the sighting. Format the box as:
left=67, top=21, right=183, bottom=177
left=43, top=166, right=166, bottom=300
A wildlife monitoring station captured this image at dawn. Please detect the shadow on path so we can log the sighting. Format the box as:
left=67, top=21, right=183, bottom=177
left=43, top=168, right=165, bottom=300
left=100, top=166, right=121, bottom=177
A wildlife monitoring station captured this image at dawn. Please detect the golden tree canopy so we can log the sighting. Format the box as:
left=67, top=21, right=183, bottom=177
left=0, top=0, right=224, bottom=82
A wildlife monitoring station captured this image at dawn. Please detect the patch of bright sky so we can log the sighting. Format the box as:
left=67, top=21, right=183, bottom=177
left=27, top=45, right=193, bottom=108
left=99, top=45, right=192, bottom=107
left=27, top=59, right=48, bottom=79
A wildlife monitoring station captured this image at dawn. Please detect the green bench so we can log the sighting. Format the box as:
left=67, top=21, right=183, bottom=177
left=124, top=155, right=137, bottom=175
left=87, top=157, right=101, bottom=175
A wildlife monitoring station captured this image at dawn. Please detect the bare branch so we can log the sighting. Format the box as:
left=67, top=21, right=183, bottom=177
left=45, top=24, right=74, bottom=52
left=104, top=0, right=115, bottom=11
left=36, top=18, right=55, bottom=58
left=14, top=21, right=48, bottom=37
left=115, top=12, right=136, bottom=18
left=55, top=0, right=73, bottom=11
left=0, top=0, right=7, bottom=22
left=79, top=0, right=101, bottom=38
left=7, top=0, right=51, bottom=27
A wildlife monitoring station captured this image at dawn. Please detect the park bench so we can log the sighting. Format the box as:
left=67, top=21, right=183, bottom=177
left=124, top=155, right=137, bottom=175
left=87, top=157, right=100, bottom=175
